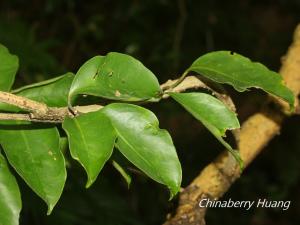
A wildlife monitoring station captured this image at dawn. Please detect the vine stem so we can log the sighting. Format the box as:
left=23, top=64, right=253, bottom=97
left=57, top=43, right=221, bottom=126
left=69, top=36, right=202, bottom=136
left=162, top=70, right=189, bottom=91
left=0, top=75, right=212, bottom=123
left=0, top=91, right=48, bottom=114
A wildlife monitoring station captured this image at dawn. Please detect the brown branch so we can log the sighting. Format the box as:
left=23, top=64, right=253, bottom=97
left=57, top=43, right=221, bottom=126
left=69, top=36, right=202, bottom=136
left=0, top=76, right=207, bottom=123
left=0, top=104, right=104, bottom=123
left=163, top=24, right=300, bottom=225
left=0, top=91, right=48, bottom=114
left=0, top=113, right=32, bottom=121
left=161, top=76, right=209, bottom=97
left=162, top=76, right=237, bottom=112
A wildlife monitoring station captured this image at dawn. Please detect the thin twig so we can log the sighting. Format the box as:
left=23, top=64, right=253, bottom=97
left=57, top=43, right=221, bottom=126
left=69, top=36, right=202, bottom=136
left=0, top=105, right=103, bottom=123
left=0, top=113, right=32, bottom=122
left=162, top=76, right=237, bottom=112
left=161, top=76, right=209, bottom=97
left=0, top=76, right=209, bottom=123
left=0, top=91, right=48, bottom=114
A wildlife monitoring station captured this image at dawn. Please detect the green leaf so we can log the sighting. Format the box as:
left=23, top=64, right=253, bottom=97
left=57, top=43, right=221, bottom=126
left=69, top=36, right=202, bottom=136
left=62, top=111, right=117, bottom=188
left=0, top=73, right=74, bottom=112
left=112, top=160, right=132, bottom=188
left=68, top=52, right=162, bottom=104
left=170, top=92, right=243, bottom=167
left=0, top=123, right=66, bottom=214
left=0, top=153, right=21, bottom=225
left=102, top=103, right=182, bottom=197
left=16, top=72, right=74, bottom=107
left=59, top=137, right=69, bottom=155
left=0, top=44, right=19, bottom=91
left=187, top=51, right=294, bottom=109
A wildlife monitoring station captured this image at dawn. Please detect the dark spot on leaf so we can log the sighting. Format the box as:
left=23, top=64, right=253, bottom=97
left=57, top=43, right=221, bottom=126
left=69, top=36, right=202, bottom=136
left=92, top=70, right=99, bottom=79
left=230, top=51, right=235, bottom=55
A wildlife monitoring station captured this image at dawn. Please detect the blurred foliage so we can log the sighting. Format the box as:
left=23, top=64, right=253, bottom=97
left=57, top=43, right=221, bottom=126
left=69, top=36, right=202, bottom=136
left=1, top=0, right=300, bottom=224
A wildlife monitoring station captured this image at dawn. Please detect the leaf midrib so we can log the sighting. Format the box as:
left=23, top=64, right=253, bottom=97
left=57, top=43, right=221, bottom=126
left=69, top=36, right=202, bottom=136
left=18, top=129, right=47, bottom=202
left=72, top=118, right=92, bottom=175
left=189, top=64, right=275, bottom=89
left=115, top=128, right=164, bottom=184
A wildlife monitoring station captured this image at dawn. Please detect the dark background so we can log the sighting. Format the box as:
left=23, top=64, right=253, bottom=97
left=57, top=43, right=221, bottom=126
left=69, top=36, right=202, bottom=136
left=1, top=0, right=300, bottom=224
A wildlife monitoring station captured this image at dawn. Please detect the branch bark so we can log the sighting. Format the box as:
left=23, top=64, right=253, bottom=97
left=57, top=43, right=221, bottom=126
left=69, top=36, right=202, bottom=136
left=0, top=75, right=209, bottom=123
left=163, top=24, right=300, bottom=225
left=0, top=91, right=48, bottom=114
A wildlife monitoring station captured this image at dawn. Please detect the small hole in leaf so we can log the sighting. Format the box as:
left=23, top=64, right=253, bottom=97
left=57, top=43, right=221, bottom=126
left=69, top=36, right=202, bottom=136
left=230, top=51, right=235, bottom=55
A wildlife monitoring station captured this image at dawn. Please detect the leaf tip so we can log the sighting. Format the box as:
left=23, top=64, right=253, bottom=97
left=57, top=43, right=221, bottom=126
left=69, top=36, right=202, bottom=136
left=46, top=203, right=55, bottom=216
left=289, top=96, right=296, bottom=112
left=85, top=175, right=96, bottom=189
left=228, top=148, right=244, bottom=172
left=168, top=185, right=181, bottom=200
left=125, top=177, right=132, bottom=189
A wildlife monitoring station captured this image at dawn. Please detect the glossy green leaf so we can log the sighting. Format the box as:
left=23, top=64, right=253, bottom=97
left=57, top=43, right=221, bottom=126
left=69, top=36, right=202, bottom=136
left=0, top=153, right=21, bottom=225
left=187, top=51, right=294, bottom=109
left=0, top=123, right=66, bottom=214
left=13, top=72, right=74, bottom=106
left=0, top=44, right=19, bottom=91
left=59, top=137, right=69, bottom=155
left=69, top=52, right=162, bottom=104
left=0, top=73, right=74, bottom=112
left=63, top=111, right=117, bottom=188
left=102, top=103, right=182, bottom=197
left=170, top=92, right=243, bottom=167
